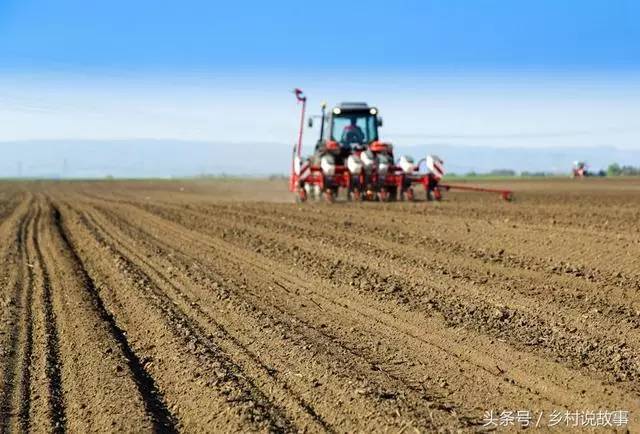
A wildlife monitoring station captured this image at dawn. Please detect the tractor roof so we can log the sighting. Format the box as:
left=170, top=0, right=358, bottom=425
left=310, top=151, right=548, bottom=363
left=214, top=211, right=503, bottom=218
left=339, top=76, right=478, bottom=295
left=337, top=102, right=370, bottom=111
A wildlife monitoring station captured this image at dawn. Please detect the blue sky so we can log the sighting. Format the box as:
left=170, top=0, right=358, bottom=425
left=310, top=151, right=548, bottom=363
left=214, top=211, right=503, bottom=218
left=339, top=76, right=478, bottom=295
left=0, top=0, right=639, bottom=176
left=1, top=0, right=639, bottom=71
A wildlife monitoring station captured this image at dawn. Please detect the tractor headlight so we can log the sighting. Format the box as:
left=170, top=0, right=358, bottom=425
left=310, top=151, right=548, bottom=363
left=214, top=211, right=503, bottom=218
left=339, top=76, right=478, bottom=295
left=369, top=108, right=377, bottom=115
left=333, top=108, right=341, bottom=115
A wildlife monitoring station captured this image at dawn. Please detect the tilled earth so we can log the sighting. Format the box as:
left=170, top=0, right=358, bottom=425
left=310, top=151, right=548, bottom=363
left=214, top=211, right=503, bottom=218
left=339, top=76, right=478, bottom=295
left=0, top=178, right=639, bottom=432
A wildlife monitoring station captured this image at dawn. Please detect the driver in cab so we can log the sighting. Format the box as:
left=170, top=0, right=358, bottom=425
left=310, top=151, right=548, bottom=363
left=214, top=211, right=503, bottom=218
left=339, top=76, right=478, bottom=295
left=341, top=118, right=365, bottom=146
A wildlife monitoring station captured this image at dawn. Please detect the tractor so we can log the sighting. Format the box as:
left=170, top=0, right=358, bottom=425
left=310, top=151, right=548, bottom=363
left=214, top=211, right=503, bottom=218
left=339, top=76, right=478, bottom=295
left=289, top=89, right=512, bottom=202
left=572, top=161, right=589, bottom=178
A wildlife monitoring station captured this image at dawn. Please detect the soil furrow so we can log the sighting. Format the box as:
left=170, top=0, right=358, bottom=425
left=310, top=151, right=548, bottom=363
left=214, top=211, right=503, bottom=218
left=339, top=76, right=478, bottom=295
left=0, top=200, right=33, bottom=432
left=33, top=197, right=155, bottom=432
left=50, top=204, right=178, bottom=433
left=1, top=178, right=639, bottom=432
left=56, top=201, right=298, bottom=432
left=75, top=208, right=334, bottom=432
left=114, top=198, right=640, bottom=393
left=32, top=203, right=67, bottom=433
left=155, top=200, right=640, bottom=307
left=17, top=205, right=37, bottom=432
left=75, top=200, right=469, bottom=431
left=77, top=195, right=640, bottom=430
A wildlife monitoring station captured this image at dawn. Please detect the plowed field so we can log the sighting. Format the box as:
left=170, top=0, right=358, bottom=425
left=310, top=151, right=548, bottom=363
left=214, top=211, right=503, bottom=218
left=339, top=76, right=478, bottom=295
left=1, top=178, right=639, bottom=432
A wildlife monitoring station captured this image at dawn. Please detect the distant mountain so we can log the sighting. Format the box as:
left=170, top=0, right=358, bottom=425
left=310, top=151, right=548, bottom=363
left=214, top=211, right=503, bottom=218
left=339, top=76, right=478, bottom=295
left=0, top=139, right=637, bottom=178
left=0, top=140, right=293, bottom=178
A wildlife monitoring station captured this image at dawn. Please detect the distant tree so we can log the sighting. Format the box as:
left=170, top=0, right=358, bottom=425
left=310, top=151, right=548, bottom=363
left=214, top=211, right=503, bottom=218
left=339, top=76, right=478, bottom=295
left=465, top=171, right=477, bottom=177
left=607, top=163, right=622, bottom=176
left=521, top=171, right=552, bottom=177
left=606, top=163, right=640, bottom=176
left=489, top=169, right=516, bottom=176
left=621, top=165, right=640, bottom=176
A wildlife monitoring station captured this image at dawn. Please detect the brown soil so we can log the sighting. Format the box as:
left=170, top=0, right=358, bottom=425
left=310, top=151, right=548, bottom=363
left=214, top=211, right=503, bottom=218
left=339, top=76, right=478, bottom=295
left=1, top=178, right=639, bottom=432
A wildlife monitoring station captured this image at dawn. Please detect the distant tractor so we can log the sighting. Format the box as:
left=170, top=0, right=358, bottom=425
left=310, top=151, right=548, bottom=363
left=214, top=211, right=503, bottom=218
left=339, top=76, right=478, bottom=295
left=572, top=161, right=589, bottom=178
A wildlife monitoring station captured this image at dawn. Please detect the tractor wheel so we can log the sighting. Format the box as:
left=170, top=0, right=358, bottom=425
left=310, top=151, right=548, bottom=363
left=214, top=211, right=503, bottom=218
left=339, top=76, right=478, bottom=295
left=295, top=188, right=308, bottom=203
left=433, top=188, right=442, bottom=201
left=324, top=189, right=335, bottom=203
left=426, top=189, right=433, bottom=201
left=387, top=186, right=398, bottom=201
left=401, top=188, right=414, bottom=201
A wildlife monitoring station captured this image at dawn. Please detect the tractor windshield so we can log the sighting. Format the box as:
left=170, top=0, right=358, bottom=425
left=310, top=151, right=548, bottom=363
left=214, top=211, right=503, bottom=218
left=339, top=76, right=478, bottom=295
left=331, top=114, right=378, bottom=146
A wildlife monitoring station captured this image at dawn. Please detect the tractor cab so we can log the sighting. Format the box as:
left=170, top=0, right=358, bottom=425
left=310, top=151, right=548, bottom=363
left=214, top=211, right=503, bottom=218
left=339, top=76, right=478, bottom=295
left=310, top=102, right=382, bottom=152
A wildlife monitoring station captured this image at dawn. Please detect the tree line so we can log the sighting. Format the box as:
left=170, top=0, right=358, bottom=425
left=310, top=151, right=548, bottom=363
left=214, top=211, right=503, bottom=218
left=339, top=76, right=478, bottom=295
left=448, top=164, right=640, bottom=177
left=606, top=163, right=640, bottom=176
